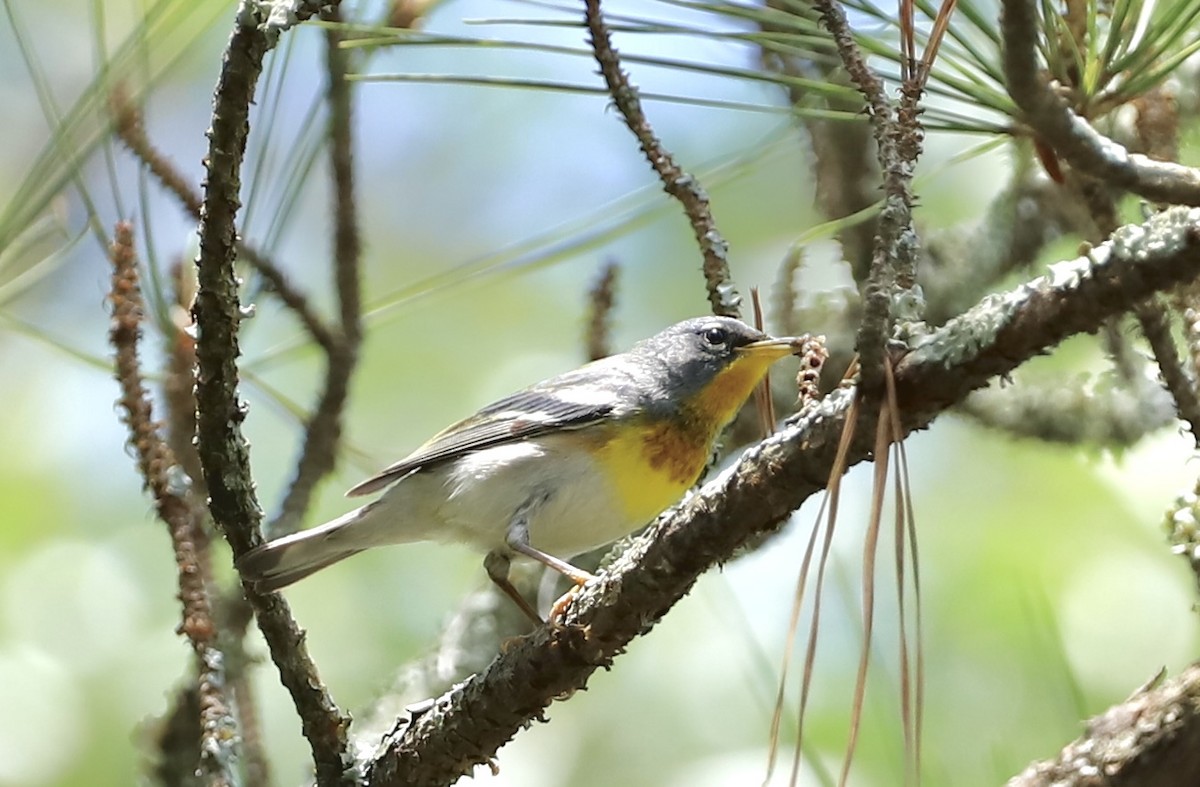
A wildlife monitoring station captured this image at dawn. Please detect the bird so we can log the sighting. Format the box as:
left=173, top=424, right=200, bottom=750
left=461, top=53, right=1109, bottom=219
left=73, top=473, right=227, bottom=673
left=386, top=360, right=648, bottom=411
left=237, top=316, right=803, bottom=622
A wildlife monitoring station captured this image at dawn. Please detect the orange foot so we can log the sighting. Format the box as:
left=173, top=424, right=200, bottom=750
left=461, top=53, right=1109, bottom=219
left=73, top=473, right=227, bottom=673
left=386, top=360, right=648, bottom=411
left=548, top=583, right=585, bottom=625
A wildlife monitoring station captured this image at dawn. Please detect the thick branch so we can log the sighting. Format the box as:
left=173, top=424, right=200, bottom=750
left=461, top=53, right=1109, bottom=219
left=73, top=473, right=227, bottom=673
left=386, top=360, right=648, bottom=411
left=959, top=376, right=1176, bottom=446
left=365, top=206, right=1200, bottom=785
left=192, top=4, right=352, bottom=785
left=1001, top=0, right=1200, bottom=205
left=1007, top=664, right=1200, bottom=787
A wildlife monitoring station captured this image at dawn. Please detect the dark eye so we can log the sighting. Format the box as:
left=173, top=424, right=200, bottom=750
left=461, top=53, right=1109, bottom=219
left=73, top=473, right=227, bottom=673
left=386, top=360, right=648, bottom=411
left=701, top=326, right=729, bottom=347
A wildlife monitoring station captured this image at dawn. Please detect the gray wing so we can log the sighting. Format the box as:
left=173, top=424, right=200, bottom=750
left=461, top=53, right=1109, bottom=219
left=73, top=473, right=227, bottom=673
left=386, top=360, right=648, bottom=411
left=345, top=382, right=619, bottom=497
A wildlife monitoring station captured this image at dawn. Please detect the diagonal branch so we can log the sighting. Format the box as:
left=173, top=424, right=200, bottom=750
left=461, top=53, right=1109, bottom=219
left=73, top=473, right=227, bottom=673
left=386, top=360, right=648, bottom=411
left=1136, top=301, right=1200, bottom=447
left=191, top=4, right=352, bottom=785
left=583, top=0, right=740, bottom=318
left=1007, top=663, right=1200, bottom=787
left=1001, top=0, right=1200, bottom=206
left=364, top=206, right=1200, bottom=785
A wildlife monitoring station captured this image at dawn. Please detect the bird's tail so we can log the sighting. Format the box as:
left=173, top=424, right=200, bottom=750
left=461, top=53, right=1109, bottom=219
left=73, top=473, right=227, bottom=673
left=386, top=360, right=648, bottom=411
left=236, top=505, right=374, bottom=592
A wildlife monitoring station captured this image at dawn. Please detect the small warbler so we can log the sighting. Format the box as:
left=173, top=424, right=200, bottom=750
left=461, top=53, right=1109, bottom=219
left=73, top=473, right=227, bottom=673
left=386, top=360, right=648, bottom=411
left=238, top=316, right=803, bottom=622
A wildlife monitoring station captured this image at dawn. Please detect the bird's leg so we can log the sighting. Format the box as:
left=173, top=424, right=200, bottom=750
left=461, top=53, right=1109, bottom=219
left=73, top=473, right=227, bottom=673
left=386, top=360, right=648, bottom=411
left=484, top=550, right=543, bottom=626
left=504, top=504, right=597, bottom=586
left=485, top=497, right=598, bottom=625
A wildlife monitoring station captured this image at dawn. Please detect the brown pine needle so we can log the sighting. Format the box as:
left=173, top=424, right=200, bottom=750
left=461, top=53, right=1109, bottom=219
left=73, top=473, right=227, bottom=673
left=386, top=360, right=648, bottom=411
left=885, top=358, right=924, bottom=784
left=752, top=287, right=777, bottom=438
left=765, top=493, right=827, bottom=786
left=786, top=394, right=861, bottom=787
left=899, top=0, right=916, bottom=82
left=838, top=402, right=892, bottom=786
left=919, top=0, right=959, bottom=87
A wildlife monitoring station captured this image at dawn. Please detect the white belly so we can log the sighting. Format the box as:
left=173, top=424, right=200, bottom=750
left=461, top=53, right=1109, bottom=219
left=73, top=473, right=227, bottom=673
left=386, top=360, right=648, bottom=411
left=368, top=432, right=640, bottom=559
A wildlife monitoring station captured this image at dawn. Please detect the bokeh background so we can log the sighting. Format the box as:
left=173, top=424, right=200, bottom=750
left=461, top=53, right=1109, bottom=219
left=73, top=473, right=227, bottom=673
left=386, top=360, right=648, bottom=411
left=1, top=1, right=1197, bottom=785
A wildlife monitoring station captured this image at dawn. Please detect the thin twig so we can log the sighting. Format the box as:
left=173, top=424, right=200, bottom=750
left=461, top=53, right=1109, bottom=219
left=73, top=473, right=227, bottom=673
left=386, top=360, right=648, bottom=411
left=191, top=6, right=353, bottom=785
left=758, top=4, right=878, bottom=283
left=1000, top=0, right=1200, bottom=206
left=111, top=89, right=340, bottom=354
left=586, top=260, right=618, bottom=362
left=108, top=221, right=236, bottom=787
left=238, top=244, right=341, bottom=354
left=111, top=88, right=202, bottom=216
left=271, top=7, right=364, bottom=536
left=582, top=0, right=740, bottom=318
left=1136, top=300, right=1200, bottom=447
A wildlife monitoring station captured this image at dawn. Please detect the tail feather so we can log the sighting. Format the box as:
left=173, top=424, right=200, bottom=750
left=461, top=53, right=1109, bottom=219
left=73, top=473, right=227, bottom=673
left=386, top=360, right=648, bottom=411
left=237, top=506, right=372, bottom=592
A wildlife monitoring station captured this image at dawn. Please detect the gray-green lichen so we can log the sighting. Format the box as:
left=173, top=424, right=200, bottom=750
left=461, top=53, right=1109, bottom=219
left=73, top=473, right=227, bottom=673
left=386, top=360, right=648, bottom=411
left=1167, top=490, right=1200, bottom=564
left=907, top=284, right=1027, bottom=367
left=909, top=206, right=1200, bottom=368
left=243, top=1, right=327, bottom=43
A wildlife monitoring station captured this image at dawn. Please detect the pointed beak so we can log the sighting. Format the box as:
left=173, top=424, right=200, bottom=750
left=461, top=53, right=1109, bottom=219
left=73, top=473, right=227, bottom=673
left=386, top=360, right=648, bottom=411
left=738, top=335, right=805, bottom=360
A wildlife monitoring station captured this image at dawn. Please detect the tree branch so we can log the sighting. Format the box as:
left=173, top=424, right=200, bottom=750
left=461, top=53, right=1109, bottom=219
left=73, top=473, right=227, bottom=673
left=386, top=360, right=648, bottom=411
left=111, top=91, right=340, bottom=355
left=583, top=0, right=740, bottom=318
left=271, top=7, right=363, bottom=536
left=192, top=4, right=352, bottom=784
left=758, top=4, right=879, bottom=285
left=1001, top=0, right=1200, bottom=206
left=810, top=0, right=923, bottom=395
left=586, top=260, right=618, bottom=362
left=958, top=375, right=1177, bottom=446
left=364, top=206, right=1200, bottom=785
left=1007, top=664, right=1200, bottom=787
left=1136, top=301, right=1200, bottom=447
left=108, top=221, right=236, bottom=787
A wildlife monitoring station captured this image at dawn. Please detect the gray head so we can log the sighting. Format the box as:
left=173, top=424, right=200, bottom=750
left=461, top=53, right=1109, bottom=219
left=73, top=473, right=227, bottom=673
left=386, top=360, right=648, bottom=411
left=625, top=317, right=792, bottom=408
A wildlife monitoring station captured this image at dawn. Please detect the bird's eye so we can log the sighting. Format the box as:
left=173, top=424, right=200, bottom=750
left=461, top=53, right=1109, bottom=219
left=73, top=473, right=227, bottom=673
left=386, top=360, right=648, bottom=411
left=701, top=326, right=729, bottom=347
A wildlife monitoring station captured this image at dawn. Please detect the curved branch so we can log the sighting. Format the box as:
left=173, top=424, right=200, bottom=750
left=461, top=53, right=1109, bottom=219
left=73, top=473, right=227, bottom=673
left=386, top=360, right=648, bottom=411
left=1001, top=0, right=1200, bottom=205
left=364, top=206, right=1200, bottom=785
left=110, top=91, right=340, bottom=355
left=583, top=0, right=740, bottom=318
